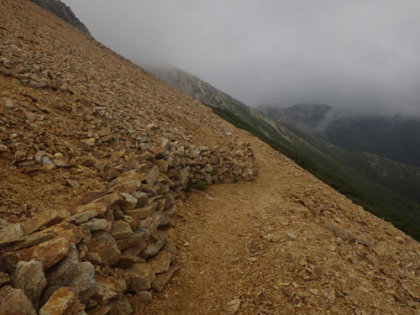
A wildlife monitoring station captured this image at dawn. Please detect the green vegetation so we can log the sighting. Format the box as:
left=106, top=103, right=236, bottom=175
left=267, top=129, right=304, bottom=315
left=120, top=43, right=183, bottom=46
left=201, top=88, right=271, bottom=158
left=190, top=181, right=208, bottom=191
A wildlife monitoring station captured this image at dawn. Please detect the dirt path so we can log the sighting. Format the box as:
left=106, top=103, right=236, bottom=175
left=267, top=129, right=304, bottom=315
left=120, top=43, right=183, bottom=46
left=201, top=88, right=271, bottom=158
left=134, top=137, right=420, bottom=315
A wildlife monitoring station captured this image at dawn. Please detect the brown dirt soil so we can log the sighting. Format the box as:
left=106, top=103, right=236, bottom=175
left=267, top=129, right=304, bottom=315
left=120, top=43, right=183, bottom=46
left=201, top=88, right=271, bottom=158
left=135, top=135, right=420, bottom=314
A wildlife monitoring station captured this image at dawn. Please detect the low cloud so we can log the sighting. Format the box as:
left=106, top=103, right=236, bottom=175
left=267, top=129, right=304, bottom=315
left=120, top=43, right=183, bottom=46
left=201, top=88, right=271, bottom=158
left=64, top=0, right=420, bottom=116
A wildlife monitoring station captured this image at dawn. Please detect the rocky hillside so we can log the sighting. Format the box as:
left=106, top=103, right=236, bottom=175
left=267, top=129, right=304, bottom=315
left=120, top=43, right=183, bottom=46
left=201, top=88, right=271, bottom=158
left=0, top=1, right=419, bottom=314
left=30, top=0, right=90, bottom=35
left=0, top=1, right=257, bottom=313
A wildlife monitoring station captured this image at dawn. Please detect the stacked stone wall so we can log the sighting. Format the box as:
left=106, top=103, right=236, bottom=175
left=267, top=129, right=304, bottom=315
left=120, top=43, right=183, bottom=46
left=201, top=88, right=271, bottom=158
left=0, top=141, right=257, bottom=314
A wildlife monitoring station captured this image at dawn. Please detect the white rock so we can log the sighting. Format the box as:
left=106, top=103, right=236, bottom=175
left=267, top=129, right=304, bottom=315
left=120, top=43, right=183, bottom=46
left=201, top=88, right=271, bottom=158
left=121, top=193, right=138, bottom=210
left=223, top=299, right=241, bottom=314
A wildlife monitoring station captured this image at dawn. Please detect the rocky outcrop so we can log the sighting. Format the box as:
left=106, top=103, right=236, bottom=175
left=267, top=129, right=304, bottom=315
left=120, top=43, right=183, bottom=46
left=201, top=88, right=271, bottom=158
left=0, top=140, right=257, bottom=313
left=29, top=0, right=91, bottom=36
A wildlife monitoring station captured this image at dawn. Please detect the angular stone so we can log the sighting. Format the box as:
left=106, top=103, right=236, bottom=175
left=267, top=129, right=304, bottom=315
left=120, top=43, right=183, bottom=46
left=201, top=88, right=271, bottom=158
left=112, top=254, right=144, bottom=269
left=125, top=263, right=155, bottom=292
left=74, top=201, right=108, bottom=217
left=155, top=199, right=167, bottom=212
left=35, top=151, right=46, bottom=164
left=140, top=230, right=165, bottom=258
left=155, top=159, right=168, bottom=173
left=53, top=154, right=68, bottom=168
left=44, top=243, right=95, bottom=302
left=107, top=171, right=145, bottom=194
left=100, top=165, right=120, bottom=182
left=166, top=169, right=179, bottom=178
left=74, top=192, right=123, bottom=216
left=151, top=266, right=180, bottom=292
left=125, top=153, right=142, bottom=172
left=132, top=191, right=148, bottom=207
left=13, top=259, right=46, bottom=309
left=72, top=262, right=95, bottom=293
left=65, top=179, right=80, bottom=189
left=84, top=138, right=96, bottom=147
left=162, top=238, right=177, bottom=263
left=156, top=211, right=176, bottom=228
left=148, top=250, right=171, bottom=274
left=80, top=218, right=109, bottom=231
left=91, top=280, right=119, bottom=302
left=120, top=193, right=138, bottom=210
left=137, top=291, right=152, bottom=302
left=0, top=272, right=11, bottom=287
left=42, top=156, right=56, bottom=168
left=109, top=295, right=133, bottom=315
left=68, top=209, right=98, bottom=225
left=84, top=253, right=101, bottom=265
left=81, top=191, right=107, bottom=205
left=224, top=299, right=241, bottom=314
left=138, top=215, right=159, bottom=231
left=146, top=166, right=159, bottom=188
left=39, top=287, right=78, bottom=315
left=0, top=144, right=8, bottom=153
left=0, top=223, right=26, bottom=247
left=0, top=286, right=36, bottom=315
left=44, top=259, right=95, bottom=307
left=123, top=207, right=151, bottom=229
left=3, top=98, right=13, bottom=108
left=110, top=220, right=133, bottom=240
left=116, top=228, right=149, bottom=251
left=22, top=209, right=63, bottom=234
left=286, top=232, right=297, bottom=241
left=88, top=232, right=120, bottom=266
left=158, top=175, right=174, bottom=190
left=107, top=182, right=141, bottom=194
left=7, top=222, right=83, bottom=252
left=2, top=237, right=70, bottom=272
left=122, top=241, right=148, bottom=257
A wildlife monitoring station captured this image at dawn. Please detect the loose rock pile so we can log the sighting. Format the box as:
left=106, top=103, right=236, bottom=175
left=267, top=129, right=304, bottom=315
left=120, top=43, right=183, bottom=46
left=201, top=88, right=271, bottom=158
left=0, top=141, right=257, bottom=314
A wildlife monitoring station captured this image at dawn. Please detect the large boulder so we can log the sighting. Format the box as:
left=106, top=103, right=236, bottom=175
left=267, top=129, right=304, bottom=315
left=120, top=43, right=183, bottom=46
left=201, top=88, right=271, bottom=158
left=1, top=237, right=70, bottom=272
left=87, top=232, right=120, bottom=266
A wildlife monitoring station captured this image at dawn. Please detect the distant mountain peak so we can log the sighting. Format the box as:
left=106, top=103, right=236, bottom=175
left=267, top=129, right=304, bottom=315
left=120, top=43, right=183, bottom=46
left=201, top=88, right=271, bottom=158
left=30, top=0, right=90, bottom=35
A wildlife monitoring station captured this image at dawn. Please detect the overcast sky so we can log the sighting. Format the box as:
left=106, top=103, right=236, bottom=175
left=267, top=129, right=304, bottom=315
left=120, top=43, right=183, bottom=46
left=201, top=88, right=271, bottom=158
left=63, top=0, right=420, bottom=116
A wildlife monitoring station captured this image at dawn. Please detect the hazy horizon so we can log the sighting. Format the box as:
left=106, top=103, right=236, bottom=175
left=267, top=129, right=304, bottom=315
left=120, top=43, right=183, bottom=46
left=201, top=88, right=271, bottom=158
left=62, top=0, right=420, bottom=116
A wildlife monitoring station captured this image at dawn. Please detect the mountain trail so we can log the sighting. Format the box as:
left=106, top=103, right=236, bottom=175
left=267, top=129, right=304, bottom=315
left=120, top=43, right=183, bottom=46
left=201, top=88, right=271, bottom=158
left=136, top=135, right=420, bottom=314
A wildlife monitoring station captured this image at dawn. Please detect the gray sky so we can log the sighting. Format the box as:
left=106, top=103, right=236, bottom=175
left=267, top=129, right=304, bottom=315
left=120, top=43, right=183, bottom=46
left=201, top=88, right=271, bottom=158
left=62, top=0, right=420, bottom=115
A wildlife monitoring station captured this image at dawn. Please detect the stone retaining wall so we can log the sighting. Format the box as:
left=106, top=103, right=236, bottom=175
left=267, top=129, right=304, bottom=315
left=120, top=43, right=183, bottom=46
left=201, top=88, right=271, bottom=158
left=0, top=141, right=257, bottom=314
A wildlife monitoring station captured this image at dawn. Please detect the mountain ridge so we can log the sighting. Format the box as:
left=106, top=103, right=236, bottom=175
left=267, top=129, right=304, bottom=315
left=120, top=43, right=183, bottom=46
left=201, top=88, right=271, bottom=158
left=260, top=103, right=420, bottom=167
left=29, top=0, right=91, bottom=35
